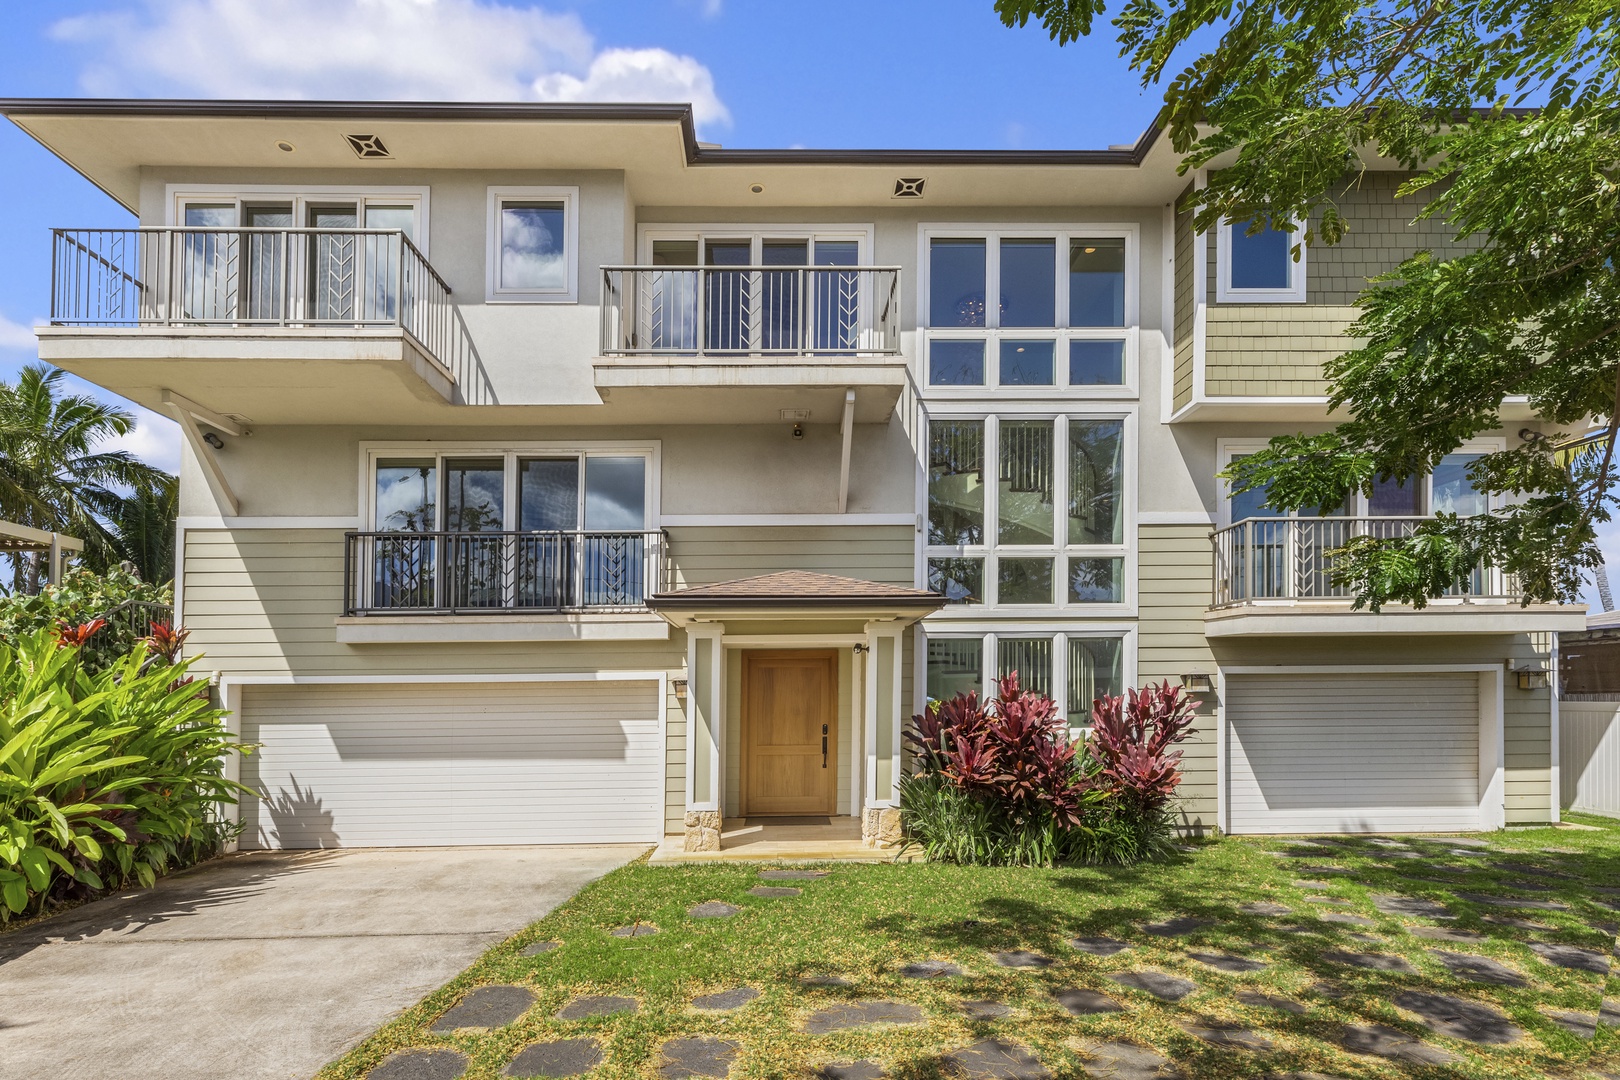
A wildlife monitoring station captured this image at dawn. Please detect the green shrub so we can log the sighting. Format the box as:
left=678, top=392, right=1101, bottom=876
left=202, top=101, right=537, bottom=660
left=0, top=567, right=172, bottom=674
left=0, top=626, right=244, bottom=921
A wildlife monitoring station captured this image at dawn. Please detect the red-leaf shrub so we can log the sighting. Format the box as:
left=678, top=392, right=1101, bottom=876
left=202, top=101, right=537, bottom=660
left=1088, top=681, right=1198, bottom=816
left=53, top=618, right=106, bottom=648
left=142, top=622, right=189, bottom=664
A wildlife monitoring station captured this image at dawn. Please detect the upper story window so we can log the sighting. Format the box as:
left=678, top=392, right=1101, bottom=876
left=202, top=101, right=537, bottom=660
left=171, top=188, right=425, bottom=240
left=487, top=187, right=579, bottom=303
left=371, top=448, right=650, bottom=534
left=921, top=227, right=1136, bottom=395
left=1220, top=442, right=1496, bottom=524
left=1216, top=216, right=1307, bottom=303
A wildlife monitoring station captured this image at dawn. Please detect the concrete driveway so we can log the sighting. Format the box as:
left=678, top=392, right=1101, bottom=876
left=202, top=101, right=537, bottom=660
left=0, top=845, right=643, bottom=1080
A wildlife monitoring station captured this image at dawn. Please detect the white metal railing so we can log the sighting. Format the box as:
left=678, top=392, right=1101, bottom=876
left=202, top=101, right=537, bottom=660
left=600, top=264, right=901, bottom=356
left=1211, top=516, right=1520, bottom=607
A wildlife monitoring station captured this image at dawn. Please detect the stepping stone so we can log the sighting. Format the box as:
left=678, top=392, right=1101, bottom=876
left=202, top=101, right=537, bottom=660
left=943, top=1039, right=1050, bottom=1080
left=693, top=987, right=760, bottom=1011
left=1189, top=951, right=1268, bottom=973
left=1428, top=950, right=1528, bottom=986
left=816, top=1063, right=885, bottom=1080
left=611, top=923, right=658, bottom=937
left=1503, top=879, right=1559, bottom=891
left=1429, top=836, right=1491, bottom=847
left=961, top=1000, right=1013, bottom=1020
left=1394, top=990, right=1523, bottom=1044
left=1108, top=971, right=1197, bottom=1001
left=1408, top=926, right=1487, bottom=944
left=1077, top=1041, right=1176, bottom=1080
left=1455, top=892, right=1570, bottom=911
left=1371, top=895, right=1452, bottom=919
left=748, top=886, right=801, bottom=898
left=1311, top=981, right=1347, bottom=999
left=1322, top=950, right=1415, bottom=973
left=1318, top=913, right=1377, bottom=927
left=1370, top=851, right=1424, bottom=860
left=803, top=1001, right=925, bottom=1034
left=520, top=940, right=560, bottom=957
left=1346, top=933, right=1381, bottom=943
left=1179, top=1022, right=1273, bottom=1050
left=1601, top=999, right=1620, bottom=1027
left=1493, top=861, right=1570, bottom=877
left=799, top=975, right=853, bottom=988
left=1241, top=902, right=1291, bottom=916
left=556, top=995, right=638, bottom=1020
left=660, top=1038, right=738, bottom=1079
left=1070, top=935, right=1130, bottom=957
left=431, top=986, right=536, bottom=1032
left=1052, top=988, right=1123, bottom=1015
left=504, top=1039, right=602, bottom=1078
left=900, top=960, right=963, bottom=979
left=1334, top=1023, right=1459, bottom=1065
left=1305, top=896, right=1354, bottom=906
left=1293, top=881, right=1331, bottom=890
left=1368, top=838, right=1410, bottom=848
left=1541, top=1007, right=1597, bottom=1039
left=689, top=902, right=740, bottom=919
left=1141, top=917, right=1208, bottom=937
left=1481, top=914, right=1553, bottom=931
left=1529, top=941, right=1612, bottom=974
left=1299, top=866, right=1353, bottom=875
left=370, top=1050, right=468, bottom=1080
left=1281, top=847, right=1337, bottom=857
left=759, top=869, right=829, bottom=880
left=1235, top=990, right=1306, bottom=1013
left=992, top=950, right=1055, bottom=969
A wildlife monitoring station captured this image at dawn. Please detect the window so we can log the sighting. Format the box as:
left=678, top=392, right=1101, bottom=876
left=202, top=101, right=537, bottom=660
left=927, top=414, right=1130, bottom=608
left=924, top=631, right=1128, bottom=720
left=372, top=449, right=649, bottom=533
left=1220, top=445, right=1494, bottom=525
left=922, top=227, right=1135, bottom=393
left=487, top=187, right=579, bottom=302
left=1216, top=216, right=1307, bottom=303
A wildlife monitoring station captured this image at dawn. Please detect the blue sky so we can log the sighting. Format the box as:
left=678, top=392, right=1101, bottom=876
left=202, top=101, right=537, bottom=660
left=0, top=0, right=1609, bottom=606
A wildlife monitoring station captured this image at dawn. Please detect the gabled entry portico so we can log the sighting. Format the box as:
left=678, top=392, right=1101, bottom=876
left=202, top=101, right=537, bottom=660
left=648, top=572, right=943, bottom=853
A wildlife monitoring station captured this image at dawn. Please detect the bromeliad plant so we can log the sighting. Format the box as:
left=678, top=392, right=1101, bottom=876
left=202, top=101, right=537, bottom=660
left=0, top=624, right=244, bottom=921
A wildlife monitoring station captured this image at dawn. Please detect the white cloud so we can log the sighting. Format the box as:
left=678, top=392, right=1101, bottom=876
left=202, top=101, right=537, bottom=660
left=0, top=313, right=40, bottom=352
left=52, top=0, right=729, bottom=133
left=701, top=0, right=723, bottom=17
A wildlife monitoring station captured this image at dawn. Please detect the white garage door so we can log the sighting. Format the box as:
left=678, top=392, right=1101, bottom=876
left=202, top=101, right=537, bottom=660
left=1226, top=672, right=1482, bottom=834
left=240, top=680, right=663, bottom=848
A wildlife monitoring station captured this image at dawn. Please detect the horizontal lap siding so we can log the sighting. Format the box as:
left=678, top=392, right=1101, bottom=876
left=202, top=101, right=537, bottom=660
left=666, top=526, right=915, bottom=588
left=1139, top=524, right=1217, bottom=831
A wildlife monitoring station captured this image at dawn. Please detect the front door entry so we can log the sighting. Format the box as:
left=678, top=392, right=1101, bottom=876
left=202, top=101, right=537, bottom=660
left=742, top=650, right=837, bottom=816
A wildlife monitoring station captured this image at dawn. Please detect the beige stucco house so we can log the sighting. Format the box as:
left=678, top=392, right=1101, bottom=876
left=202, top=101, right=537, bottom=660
left=1, top=98, right=1584, bottom=851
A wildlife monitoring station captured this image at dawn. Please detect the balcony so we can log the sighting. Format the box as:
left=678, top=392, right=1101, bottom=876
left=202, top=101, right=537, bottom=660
left=1206, top=516, right=1583, bottom=637
left=336, top=529, right=671, bottom=643
left=594, top=265, right=905, bottom=423
left=40, top=227, right=491, bottom=423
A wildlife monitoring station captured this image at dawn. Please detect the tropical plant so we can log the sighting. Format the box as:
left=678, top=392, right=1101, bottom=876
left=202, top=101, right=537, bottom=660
left=0, top=625, right=242, bottom=920
left=0, top=363, right=177, bottom=590
left=1087, top=682, right=1199, bottom=857
left=0, top=566, right=173, bottom=674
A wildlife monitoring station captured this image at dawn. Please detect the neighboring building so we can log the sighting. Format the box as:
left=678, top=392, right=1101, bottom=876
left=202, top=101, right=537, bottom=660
left=2, top=99, right=1583, bottom=849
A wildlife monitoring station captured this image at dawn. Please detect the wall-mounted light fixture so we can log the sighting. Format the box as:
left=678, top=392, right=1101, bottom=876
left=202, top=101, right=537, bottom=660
left=1179, top=671, right=1215, bottom=694
left=791, top=423, right=805, bottom=441
left=1509, top=662, right=1549, bottom=691
left=672, top=677, right=688, bottom=701
left=202, top=431, right=226, bottom=450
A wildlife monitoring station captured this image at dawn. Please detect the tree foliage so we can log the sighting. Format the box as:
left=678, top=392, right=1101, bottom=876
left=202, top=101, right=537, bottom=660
left=997, top=0, right=1620, bottom=607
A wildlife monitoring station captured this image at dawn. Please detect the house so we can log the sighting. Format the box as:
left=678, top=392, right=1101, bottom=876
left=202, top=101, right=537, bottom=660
left=1, top=98, right=1584, bottom=850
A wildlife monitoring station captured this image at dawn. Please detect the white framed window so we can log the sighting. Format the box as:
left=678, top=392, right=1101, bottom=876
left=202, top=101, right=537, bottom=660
left=487, top=187, right=579, bottom=303
left=918, top=225, right=1139, bottom=398
left=922, top=627, right=1136, bottom=723
left=167, top=186, right=429, bottom=246
left=637, top=225, right=874, bottom=266
left=924, top=409, right=1135, bottom=612
left=1215, top=216, right=1307, bottom=303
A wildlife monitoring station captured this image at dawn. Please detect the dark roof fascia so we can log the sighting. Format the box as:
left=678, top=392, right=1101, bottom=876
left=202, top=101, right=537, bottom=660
left=647, top=594, right=944, bottom=611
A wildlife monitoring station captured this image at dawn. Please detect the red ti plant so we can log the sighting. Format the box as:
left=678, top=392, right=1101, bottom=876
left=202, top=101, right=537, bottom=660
left=143, top=622, right=190, bottom=664
left=53, top=618, right=106, bottom=648
left=1088, top=682, right=1198, bottom=816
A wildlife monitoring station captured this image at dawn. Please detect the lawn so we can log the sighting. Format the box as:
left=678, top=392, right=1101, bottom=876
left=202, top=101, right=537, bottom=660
left=320, top=817, right=1620, bottom=1080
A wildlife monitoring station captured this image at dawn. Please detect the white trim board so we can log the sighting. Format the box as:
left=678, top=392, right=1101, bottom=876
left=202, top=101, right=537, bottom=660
left=661, top=514, right=913, bottom=528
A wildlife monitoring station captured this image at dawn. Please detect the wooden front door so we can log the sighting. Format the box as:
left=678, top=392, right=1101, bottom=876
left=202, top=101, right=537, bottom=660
left=742, top=650, right=837, bottom=816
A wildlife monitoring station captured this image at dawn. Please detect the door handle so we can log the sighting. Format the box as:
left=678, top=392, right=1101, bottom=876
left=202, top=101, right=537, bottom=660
left=822, top=724, right=829, bottom=769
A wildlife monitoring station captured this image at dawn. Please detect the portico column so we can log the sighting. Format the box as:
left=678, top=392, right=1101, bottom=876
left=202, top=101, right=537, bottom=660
left=683, top=624, right=725, bottom=851
left=862, top=622, right=905, bottom=848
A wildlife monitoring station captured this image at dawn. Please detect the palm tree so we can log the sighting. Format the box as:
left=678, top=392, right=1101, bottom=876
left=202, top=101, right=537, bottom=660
left=0, top=363, right=176, bottom=591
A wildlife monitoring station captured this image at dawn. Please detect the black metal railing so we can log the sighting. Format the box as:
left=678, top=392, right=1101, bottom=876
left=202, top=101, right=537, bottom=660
left=344, top=530, right=670, bottom=615
left=50, top=227, right=492, bottom=403
left=1211, top=516, right=1519, bottom=607
left=97, top=599, right=176, bottom=638
left=600, top=265, right=901, bottom=356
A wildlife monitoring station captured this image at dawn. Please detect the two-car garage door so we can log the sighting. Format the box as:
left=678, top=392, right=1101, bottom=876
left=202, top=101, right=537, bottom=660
left=239, top=680, right=664, bottom=849
left=1225, top=672, right=1485, bottom=834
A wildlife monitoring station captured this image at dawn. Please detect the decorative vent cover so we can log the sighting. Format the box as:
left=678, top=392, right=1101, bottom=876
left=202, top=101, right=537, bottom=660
left=343, top=133, right=392, bottom=159
left=892, top=177, right=926, bottom=198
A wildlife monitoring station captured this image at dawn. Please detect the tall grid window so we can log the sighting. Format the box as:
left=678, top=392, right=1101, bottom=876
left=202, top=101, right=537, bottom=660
left=924, top=632, right=1127, bottom=721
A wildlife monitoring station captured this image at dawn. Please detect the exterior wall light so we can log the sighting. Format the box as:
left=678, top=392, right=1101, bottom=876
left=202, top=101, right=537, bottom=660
left=1511, top=664, right=1549, bottom=691
left=276, top=141, right=295, bottom=153
left=202, top=431, right=225, bottom=450
left=1180, top=672, right=1215, bottom=694
left=672, top=678, right=688, bottom=701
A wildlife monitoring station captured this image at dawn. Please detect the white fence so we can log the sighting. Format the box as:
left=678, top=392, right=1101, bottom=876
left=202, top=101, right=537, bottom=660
left=1560, top=698, right=1620, bottom=818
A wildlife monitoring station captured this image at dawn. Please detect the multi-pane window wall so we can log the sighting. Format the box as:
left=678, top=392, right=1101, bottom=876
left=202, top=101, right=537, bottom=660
left=924, top=632, right=1129, bottom=722
left=926, top=414, right=1129, bottom=608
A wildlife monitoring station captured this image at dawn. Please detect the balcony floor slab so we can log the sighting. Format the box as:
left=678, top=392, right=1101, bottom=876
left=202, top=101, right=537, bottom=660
left=1205, top=603, right=1586, bottom=637
left=333, top=612, right=671, bottom=644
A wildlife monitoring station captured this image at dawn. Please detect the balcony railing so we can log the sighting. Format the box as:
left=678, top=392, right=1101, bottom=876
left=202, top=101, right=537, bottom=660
left=343, top=530, right=670, bottom=615
left=50, top=227, right=489, bottom=401
left=1212, top=516, right=1519, bottom=607
left=600, top=265, right=901, bottom=356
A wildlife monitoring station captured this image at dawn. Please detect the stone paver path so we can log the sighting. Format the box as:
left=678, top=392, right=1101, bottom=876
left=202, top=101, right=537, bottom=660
left=1321, top=950, right=1415, bottom=973
left=689, top=902, right=741, bottom=919
left=431, top=986, right=535, bottom=1033
left=1052, top=988, right=1123, bottom=1015
left=1408, top=926, right=1486, bottom=944
left=816, top=1062, right=885, bottom=1080
left=759, top=870, right=829, bottom=880
left=1455, top=892, right=1571, bottom=912
left=1141, top=917, right=1209, bottom=937
left=370, top=1049, right=467, bottom=1080
left=1070, top=935, right=1130, bottom=956
left=799, top=975, right=853, bottom=988
left=1108, top=971, right=1196, bottom=1002
left=611, top=923, right=659, bottom=938
left=660, top=1038, right=738, bottom=1079
left=900, top=961, right=963, bottom=979
left=556, top=995, right=638, bottom=1020
left=1481, top=914, right=1553, bottom=931
left=1317, top=913, right=1377, bottom=927
left=1529, top=941, right=1612, bottom=975
left=1370, top=895, right=1452, bottom=918
left=1334, top=1024, right=1458, bottom=1065
left=1240, top=902, right=1290, bottom=916
left=1188, top=951, right=1267, bottom=973
left=1393, top=990, right=1523, bottom=1044
left=1077, top=1041, right=1177, bottom=1080
left=1179, top=1022, right=1272, bottom=1050
left=803, top=1002, right=925, bottom=1034
left=1234, top=990, right=1305, bottom=1014
left=692, top=988, right=759, bottom=1011
left=504, top=1039, right=602, bottom=1079
left=1292, top=880, right=1331, bottom=890
left=1304, top=897, right=1354, bottom=906
left=1428, top=950, right=1527, bottom=986
left=520, top=941, right=560, bottom=958
left=748, top=887, right=801, bottom=898
left=961, top=1000, right=1013, bottom=1020
left=992, top=950, right=1055, bottom=969
left=1541, top=1007, right=1598, bottom=1040
left=943, top=1039, right=1050, bottom=1080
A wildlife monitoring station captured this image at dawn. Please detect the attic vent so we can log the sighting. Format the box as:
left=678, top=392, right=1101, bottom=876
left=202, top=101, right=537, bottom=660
left=892, top=177, right=926, bottom=199
left=343, top=133, right=391, bottom=159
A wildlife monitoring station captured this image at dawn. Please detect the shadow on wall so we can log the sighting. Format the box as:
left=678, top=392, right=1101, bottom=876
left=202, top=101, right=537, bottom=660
left=262, top=775, right=340, bottom=850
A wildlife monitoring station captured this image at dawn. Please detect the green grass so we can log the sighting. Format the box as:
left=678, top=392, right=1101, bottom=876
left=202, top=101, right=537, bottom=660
left=319, top=820, right=1620, bottom=1080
